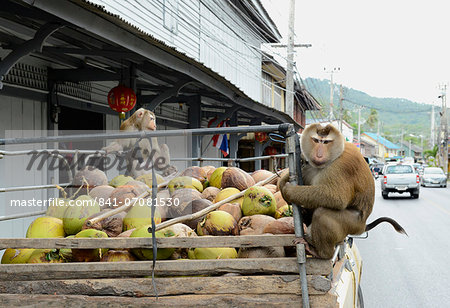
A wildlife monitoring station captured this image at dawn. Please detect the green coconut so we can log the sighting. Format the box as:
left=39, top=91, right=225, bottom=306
left=63, top=195, right=100, bottom=235
left=209, top=167, right=227, bottom=188
left=109, top=174, right=134, bottom=187
left=72, top=229, right=108, bottom=262
left=187, top=247, right=237, bottom=259
left=196, top=210, right=239, bottom=236
left=241, top=186, right=277, bottom=216
left=1, top=248, right=34, bottom=264
left=45, top=198, right=70, bottom=219
left=168, top=176, right=203, bottom=194
left=123, top=204, right=161, bottom=231
left=130, top=225, right=176, bottom=260
left=26, top=216, right=65, bottom=238
left=27, top=249, right=64, bottom=263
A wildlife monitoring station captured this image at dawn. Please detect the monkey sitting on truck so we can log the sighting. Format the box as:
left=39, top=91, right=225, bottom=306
left=278, top=123, right=407, bottom=259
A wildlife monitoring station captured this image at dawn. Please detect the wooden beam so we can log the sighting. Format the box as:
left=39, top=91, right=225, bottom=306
left=0, top=257, right=332, bottom=280
left=0, top=293, right=339, bottom=307
left=0, top=275, right=331, bottom=296
left=0, top=234, right=296, bottom=250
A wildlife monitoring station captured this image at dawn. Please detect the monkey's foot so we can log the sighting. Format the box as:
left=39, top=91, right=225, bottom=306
left=293, top=237, right=319, bottom=258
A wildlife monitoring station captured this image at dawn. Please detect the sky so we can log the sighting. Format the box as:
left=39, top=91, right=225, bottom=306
left=261, top=0, right=450, bottom=105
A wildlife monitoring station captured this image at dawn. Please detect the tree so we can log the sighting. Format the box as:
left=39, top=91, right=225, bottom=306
left=366, top=109, right=378, bottom=129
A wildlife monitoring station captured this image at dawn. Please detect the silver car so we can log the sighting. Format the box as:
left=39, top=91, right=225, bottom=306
left=381, top=164, right=420, bottom=199
left=420, top=167, right=447, bottom=188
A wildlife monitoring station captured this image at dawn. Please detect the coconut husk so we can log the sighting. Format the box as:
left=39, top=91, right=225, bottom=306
left=82, top=209, right=125, bottom=237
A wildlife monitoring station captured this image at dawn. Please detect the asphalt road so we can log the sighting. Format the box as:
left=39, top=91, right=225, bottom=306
left=357, top=178, right=450, bottom=308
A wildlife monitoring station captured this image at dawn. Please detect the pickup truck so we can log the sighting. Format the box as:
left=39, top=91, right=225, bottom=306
left=381, top=163, right=420, bottom=199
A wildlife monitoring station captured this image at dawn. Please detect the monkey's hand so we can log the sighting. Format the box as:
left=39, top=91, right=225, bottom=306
left=277, top=171, right=298, bottom=205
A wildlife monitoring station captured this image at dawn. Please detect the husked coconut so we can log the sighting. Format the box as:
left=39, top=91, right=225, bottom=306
left=221, top=167, right=255, bottom=191
left=185, top=199, right=213, bottom=229
left=251, top=170, right=277, bottom=185
left=274, top=191, right=288, bottom=209
left=218, top=202, right=242, bottom=223
left=201, top=166, right=216, bottom=180
left=109, top=185, right=143, bottom=208
left=89, top=185, right=114, bottom=209
left=72, top=166, right=108, bottom=195
left=168, top=188, right=202, bottom=218
left=100, top=250, right=136, bottom=262
left=82, top=209, right=125, bottom=237
left=156, top=189, right=171, bottom=221
left=201, top=186, right=220, bottom=202
left=238, top=215, right=275, bottom=235
left=263, top=217, right=295, bottom=234
left=180, top=166, right=207, bottom=184
left=263, top=184, right=277, bottom=194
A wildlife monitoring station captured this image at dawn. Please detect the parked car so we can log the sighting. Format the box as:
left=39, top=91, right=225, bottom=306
left=420, top=167, right=447, bottom=187
left=381, top=163, right=420, bottom=199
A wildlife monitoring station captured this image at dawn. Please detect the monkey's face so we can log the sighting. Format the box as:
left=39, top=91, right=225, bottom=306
left=301, top=124, right=345, bottom=168
left=140, top=111, right=156, bottom=131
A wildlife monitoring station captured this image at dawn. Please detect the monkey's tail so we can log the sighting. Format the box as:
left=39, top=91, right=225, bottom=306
left=365, top=217, right=408, bottom=236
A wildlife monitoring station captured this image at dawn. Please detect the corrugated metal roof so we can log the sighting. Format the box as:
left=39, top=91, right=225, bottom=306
left=71, top=0, right=297, bottom=125
left=363, top=132, right=400, bottom=149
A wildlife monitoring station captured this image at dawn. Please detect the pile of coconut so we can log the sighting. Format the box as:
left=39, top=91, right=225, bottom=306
left=1, top=166, right=294, bottom=264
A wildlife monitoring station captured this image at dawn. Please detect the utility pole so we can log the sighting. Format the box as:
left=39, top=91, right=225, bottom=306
left=285, top=0, right=295, bottom=119
left=400, top=128, right=404, bottom=157
left=357, top=107, right=361, bottom=152
left=324, top=67, right=340, bottom=121
left=339, top=85, right=344, bottom=133
left=438, top=83, right=448, bottom=178
left=431, top=104, right=435, bottom=148
left=273, top=0, right=311, bottom=121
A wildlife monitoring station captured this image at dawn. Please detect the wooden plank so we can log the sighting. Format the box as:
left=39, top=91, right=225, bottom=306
left=0, top=275, right=331, bottom=296
left=0, top=257, right=332, bottom=280
left=0, top=234, right=296, bottom=249
left=0, top=293, right=339, bottom=308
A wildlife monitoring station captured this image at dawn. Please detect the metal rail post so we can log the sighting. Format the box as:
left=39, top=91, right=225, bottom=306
left=286, top=132, right=310, bottom=308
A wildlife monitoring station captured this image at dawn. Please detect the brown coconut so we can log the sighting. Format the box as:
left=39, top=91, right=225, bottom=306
left=89, top=185, right=114, bottom=209
left=168, top=188, right=202, bottom=218
left=238, top=214, right=276, bottom=235
left=201, top=166, right=216, bottom=180
left=201, top=186, right=221, bottom=202
left=72, top=166, right=108, bottom=195
left=263, top=184, right=278, bottom=194
left=108, top=185, right=143, bottom=209
left=155, top=189, right=171, bottom=221
left=82, top=209, right=125, bottom=237
left=100, top=250, right=136, bottom=262
left=238, top=246, right=285, bottom=258
left=263, top=217, right=295, bottom=234
left=221, top=167, right=255, bottom=190
left=126, top=180, right=149, bottom=194
left=218, top=202, right=242, bottom=223
left=185, top=199, right=213, bottom=229
left=274, top=191, right=288, bottom=209
left=180, top=166, right=207, bottom=184
left=251, top=169, right=277, bottom=185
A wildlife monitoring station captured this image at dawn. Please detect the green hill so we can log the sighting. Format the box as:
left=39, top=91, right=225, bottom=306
left=303, top=78, right=436, bottom=148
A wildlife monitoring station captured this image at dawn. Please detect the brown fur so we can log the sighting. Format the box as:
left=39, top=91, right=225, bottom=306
left=278, top=123, right=406, bottom=259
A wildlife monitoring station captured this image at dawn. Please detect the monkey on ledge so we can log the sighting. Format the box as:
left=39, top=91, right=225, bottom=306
left=103, top=108, right=177, bottom=178
left=278, top=123, right=407, bottom=259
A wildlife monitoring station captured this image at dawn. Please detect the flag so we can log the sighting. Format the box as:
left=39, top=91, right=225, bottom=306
left=216, top=133, right=229, bottom=157
left=209, top=118, right=229, bottom=157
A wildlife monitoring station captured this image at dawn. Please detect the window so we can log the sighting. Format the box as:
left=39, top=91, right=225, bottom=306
left=386, top=165, right=413, bottom=174
left=163, top=0, right=178, bottom=34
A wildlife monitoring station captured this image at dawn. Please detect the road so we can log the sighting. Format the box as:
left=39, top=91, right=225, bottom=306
left=357, top=179, right=450, bottom=308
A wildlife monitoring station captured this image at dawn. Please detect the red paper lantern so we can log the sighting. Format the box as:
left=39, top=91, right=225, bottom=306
left=255, top=132, right=268, bottom=143
left=265, top=146, right=277, bottom=156
left=107, top=84, right=137, bottom=119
